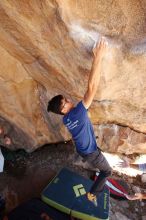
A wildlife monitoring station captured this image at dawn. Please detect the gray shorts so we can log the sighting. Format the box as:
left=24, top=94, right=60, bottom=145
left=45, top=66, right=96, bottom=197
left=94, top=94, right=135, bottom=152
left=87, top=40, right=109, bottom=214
left=81, top=150, right=112, bottom=196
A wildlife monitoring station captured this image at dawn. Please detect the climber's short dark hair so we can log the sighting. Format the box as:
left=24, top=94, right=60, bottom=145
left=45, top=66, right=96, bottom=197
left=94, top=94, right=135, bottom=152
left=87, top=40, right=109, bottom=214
left=47, top=95, right=64, bottom=115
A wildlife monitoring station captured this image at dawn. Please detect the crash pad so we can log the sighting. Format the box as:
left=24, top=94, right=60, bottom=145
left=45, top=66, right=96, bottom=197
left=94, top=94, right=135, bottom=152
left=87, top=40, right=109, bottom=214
left=42, top=167, right=109, bottom=220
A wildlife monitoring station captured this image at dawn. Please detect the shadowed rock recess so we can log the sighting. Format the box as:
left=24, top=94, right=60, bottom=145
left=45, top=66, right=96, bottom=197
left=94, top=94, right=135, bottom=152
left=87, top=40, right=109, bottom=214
left=0, top=0, right=146, bottom=153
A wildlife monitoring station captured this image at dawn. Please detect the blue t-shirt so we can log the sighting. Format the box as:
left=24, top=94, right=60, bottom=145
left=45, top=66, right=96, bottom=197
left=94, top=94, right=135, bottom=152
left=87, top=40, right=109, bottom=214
left=63, top=101, right=98, bottom=155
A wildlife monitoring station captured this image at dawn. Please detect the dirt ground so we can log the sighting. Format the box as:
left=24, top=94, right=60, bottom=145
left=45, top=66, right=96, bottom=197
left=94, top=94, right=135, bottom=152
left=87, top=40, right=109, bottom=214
left=0, top=141, right=146, bottom=220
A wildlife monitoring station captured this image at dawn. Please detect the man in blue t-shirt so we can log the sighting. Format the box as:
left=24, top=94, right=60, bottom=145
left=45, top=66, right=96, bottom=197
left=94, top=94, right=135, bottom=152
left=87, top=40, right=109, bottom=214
left=47, top=38, right=112, bottom=202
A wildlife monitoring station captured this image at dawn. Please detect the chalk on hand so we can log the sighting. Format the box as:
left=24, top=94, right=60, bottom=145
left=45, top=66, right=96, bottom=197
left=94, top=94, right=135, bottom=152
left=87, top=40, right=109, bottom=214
left=93, top=37, right=108, bottom=50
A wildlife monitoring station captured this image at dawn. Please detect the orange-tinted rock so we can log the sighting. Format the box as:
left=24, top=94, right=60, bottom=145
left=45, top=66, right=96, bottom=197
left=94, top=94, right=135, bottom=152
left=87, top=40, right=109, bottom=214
left=96, top=124, right=146, bottom=155
left=0, top=0, right=146, bottom=153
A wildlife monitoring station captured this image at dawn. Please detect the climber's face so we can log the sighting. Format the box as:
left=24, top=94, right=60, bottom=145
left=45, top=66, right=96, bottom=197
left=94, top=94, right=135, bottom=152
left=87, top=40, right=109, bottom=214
left=60, top=97, right=74, bottom=114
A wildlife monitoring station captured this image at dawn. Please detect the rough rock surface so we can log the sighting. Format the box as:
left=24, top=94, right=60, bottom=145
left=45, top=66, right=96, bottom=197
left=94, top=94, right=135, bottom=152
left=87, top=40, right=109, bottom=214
left=0, top=0, right=146, bottom=152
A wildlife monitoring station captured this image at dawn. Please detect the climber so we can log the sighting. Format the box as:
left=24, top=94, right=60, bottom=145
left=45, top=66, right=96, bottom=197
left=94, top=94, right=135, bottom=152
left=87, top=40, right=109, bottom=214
left=47, top=38, right=112, bottom=202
